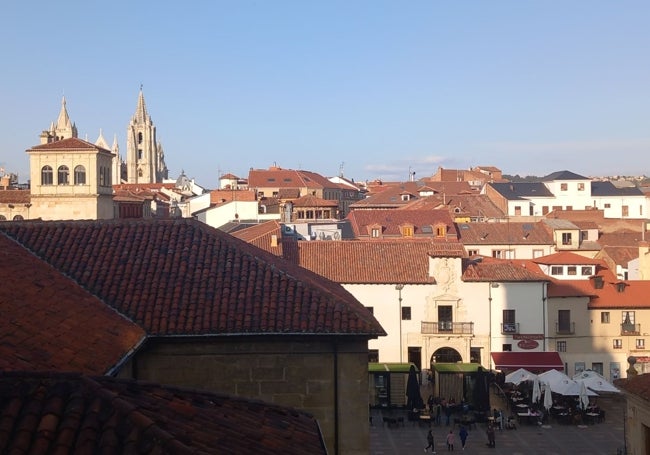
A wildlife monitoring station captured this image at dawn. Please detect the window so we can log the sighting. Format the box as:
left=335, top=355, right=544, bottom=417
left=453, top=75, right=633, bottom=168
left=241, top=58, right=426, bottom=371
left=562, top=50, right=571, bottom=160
left=622, top=311, right=635, bottom=324
left=468, top=249, right=479, bottom=256
left=533, top=249, right=544, bottom=258
left=560, top=183, right=568, bottom=191
left=436, top=225, right=446, bottom=237
left=41, top=166, right=53, bottom=185
left=514, top=206, right=521, bottom=216
left=557, top=309, right=572, bottom=333
left=542, top=206, right=549, bottom=215
left=567, top=266, right=577, bottom=276
left=368, top=349, right=379, bottom=363
left=57, top=165, right=69, bottom=185
left=74, top=165, right=86, bottom=185
left=138, top=149, right=143, bottom=160
left=557, top=341, right=567, bottom=352
left=604, top=203, right=611, bottom=209
left=551, top=266, right=563, bottom=275
left=613, top=339, right=622, bottom=349
left=138, top=132, right=143, bottom=144
left=492, top=249, right=507, bottom=259
left=502, top=310, right=516, bottom=333
left=601, top=312, right=610, bottom=324
left=578, top=182, right=585, bottom=191
left=561, top=232, right=572, bottom=245
left=438, top=305, right=453, bottom=331
left=99, top=166, right=106, bottom=187
left=636, top=339, right=645, bottom=349
left=566, top=206, right=573, bottom=211
left=591, top=362, right=603, bottom=375
left=502, top=344, right=512, bottom=352
left=401, top=226, right=414, bottom=237
left=401, top=306, right=411, bottom=321
left=641, top=205, right=644, bottom=216
left=371, top=228, right=380, bottom=238
left=0, top=215, right=5, bottom=221
left=582, top=266, right=593, bottom=276
left=622, top=206, right=629, bottom=217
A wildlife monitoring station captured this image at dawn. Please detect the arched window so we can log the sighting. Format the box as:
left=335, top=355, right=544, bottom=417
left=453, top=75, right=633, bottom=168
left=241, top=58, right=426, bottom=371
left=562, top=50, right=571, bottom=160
left=41, top=166, right=53, bottom=185
left=138, top=132, right=143, bottom=144
left=13, top=215, right=23, bottom=221
left=74, top=165, right=86, bottom=185
left=57, top=165, right=69, bottom=185
left=0, top=215, right=6, bottom=221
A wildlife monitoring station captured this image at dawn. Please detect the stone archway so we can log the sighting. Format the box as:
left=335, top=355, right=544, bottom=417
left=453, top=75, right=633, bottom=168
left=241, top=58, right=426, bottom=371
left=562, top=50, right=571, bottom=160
left=431, top=347, right=462, bottom=364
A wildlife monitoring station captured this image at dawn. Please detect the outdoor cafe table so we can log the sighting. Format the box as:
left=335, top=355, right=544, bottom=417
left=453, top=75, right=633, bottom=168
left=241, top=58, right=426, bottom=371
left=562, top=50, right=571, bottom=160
left=517, top=413, right=539, bottom=425
left=585, top=412, right=600, bottom=424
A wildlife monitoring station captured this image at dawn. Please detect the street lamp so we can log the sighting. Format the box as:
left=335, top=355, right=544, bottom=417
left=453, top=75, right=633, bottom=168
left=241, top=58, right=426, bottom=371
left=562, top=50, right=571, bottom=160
left=395, top=284, right=404, bottom=363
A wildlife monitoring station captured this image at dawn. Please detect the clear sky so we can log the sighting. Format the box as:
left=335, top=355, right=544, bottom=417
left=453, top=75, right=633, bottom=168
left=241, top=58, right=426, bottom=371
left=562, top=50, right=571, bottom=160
left=1, top=1, right=649, bottom=187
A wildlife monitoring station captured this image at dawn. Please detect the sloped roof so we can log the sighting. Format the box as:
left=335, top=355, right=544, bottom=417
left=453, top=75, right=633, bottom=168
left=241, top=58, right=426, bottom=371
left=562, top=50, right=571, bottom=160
left=27, top=137, right=112, bottom=154
left=461, top=258, right=548, bottom=282
left=230, top=220, right=284, bottom=256
left=401, top=193, right=505, bottom=218
left=295, top=240, right=465, bottom=284
left=533, top=251, right=602, bottom=266
left=0, top=219, right=384, bottom=337
left=0, top=372, right=326, bottom=455
left=596, top=245, right=638, bottom=268
left=488, top=182, right=554, bottom=199
left=0, top=190, right=30, bottom=204
left=248, top=167, right=333, bottom=189
left=541, top=170, right=589, bottom=181
left=346, top=209, right=456, bottom=238
left=616, top=373, right=650, bottom=402
left=598, top=231, right=647, bottom=247
left=457, top=221, right=552, bottom=245
left=0, top=233, right=145, bottom=374
left=209, top=188, right=257, bottom=204
left=292, top=194, right=338, bottom=208
left=591, top=181, right=644, bottom=197
left=351, top=181, right=473, bottom=208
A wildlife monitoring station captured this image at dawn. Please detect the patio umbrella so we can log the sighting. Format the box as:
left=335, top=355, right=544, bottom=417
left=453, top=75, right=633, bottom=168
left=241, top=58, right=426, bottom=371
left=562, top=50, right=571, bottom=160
left=405, top=365, right=424, bottom=410
left=579, top=381, right=590, bottom=411
left=505, top=368, right=537, bottom=385
left=532, top=376, right=541, bottom=403
left=543, top=382, right=553, bottom=410
left=573, top=370, right=620, bottom=393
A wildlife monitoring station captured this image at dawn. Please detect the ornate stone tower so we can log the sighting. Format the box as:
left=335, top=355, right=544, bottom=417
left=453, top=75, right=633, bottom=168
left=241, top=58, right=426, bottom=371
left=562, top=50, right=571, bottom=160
left=39, top=96, right=78, bottom=144
left=126, top=88, right=168, bottom=183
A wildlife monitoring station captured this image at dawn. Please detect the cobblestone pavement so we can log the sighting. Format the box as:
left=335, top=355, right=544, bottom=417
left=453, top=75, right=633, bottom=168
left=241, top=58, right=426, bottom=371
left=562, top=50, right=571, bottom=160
left=370, top=394, right=625, bottom=455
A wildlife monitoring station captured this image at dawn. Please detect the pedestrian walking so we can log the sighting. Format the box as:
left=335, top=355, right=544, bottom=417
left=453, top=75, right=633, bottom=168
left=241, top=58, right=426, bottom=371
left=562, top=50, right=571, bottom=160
left=486, top=423, right=496, bottom=448
left=459, top=425, right=468, bottom=450
left=424, top=429, right=436, bottom=453
left=446, top=430, right=455, bottom=451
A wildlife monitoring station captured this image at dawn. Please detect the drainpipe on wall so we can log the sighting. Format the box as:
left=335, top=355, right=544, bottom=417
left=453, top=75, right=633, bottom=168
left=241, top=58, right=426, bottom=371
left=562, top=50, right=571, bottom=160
left=542, top=282, right=547, bottom=351
left=488, top=283, right=493, bottom=367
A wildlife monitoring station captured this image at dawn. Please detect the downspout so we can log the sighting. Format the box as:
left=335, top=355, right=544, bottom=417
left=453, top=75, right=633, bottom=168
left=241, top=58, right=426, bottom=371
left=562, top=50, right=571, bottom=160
left=488, top=283, right=493, bottom=367
left=542, top=282, right=547, bottom=351
left=333, top=341, right=339, bottom=455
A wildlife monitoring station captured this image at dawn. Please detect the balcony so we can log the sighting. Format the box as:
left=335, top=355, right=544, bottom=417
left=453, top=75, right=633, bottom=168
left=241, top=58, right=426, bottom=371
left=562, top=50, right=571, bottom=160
left=421, top=321, right=474, bottom=335
left=621, top=323, right=641, bottom=336
left=555, top=322, right=575, bottom=335
left=501, top=322, right=519, bottom=334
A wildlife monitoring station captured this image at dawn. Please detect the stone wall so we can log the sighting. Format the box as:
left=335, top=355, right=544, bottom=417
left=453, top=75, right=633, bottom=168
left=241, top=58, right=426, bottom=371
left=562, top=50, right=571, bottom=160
left=118, top=336, right=370, bottom=454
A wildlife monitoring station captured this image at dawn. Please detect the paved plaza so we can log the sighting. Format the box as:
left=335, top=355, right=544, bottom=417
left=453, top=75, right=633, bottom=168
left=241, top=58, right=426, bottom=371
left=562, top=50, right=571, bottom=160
left=370, top=394, right=625, bottom=455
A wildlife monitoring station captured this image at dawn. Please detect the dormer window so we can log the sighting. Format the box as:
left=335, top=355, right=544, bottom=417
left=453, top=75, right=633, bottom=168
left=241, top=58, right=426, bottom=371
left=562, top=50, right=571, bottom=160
left=401, top=194, right=411, bottom=201
left=371, top=227, right=380, bottom=238
left=401, top=225, right=414, bottom=237
left=616, top=282, right=627, bottom=293
left=435, top=224, right=446, bottom=238
left=561, top=233, right=572, bottom=245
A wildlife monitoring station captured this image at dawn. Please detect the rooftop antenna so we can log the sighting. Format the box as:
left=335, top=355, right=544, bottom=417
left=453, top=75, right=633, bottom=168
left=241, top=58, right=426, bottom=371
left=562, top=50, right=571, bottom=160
left=339, top=162, right=345, bottom=178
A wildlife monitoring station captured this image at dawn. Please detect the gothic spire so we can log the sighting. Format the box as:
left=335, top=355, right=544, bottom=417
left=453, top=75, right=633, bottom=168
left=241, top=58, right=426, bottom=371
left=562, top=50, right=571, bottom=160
left=56, top=96, right=72, bottom=131
left=134, top=86, right=148, bottom=124
left=95, top=128, right=110, bottom=149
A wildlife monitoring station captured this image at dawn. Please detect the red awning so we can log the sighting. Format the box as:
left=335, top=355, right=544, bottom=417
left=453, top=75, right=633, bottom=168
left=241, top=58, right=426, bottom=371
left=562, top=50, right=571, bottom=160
left=491, top=352, right=564, bottom=372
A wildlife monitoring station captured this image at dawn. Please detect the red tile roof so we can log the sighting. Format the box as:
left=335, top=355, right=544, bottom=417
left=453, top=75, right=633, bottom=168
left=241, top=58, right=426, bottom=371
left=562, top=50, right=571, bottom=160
left=248, top=167, right=333, bottom=189
left=0, top=371, right=326, bottom=454
left=295, top=240, right=465, bottom=284
left=0, top=219, right=383, bottom=337
left=0, top=190, right=31, bottom=204
left=616, top=373, right=650, bottom=402
left=292, top=194, right=338, bottom=207
left=533, top=251, right=602, bottom=265
left=461, top=258, right=549, bottom=282
left=402, top=193, right=505, bottom=218
left=351, top=181, right=473, bottom=209
left=209, top=188, right=257, bottom=204
left=230, top=220, right=284, bottom=256
left=456, top=221, right=552, bottom=245
left=27, top=137, right=112, bottom=154
left=0, top=234, right=145, bottom=374
left=346, top=209, right=457, bottom=238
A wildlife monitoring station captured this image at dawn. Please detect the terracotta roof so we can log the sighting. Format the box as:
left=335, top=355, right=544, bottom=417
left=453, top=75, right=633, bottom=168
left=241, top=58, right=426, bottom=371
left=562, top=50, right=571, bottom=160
left=533, top=251, right=602, bottom=266
left=0, top=233, right=145, bottom=374
left=346, top=209, right=457, bottom=238
left=230, top=220, right=284, bottom=256
left=461, top=258, right=548, bottom=282
left=113, top=183, right=177, bottom=192
left=295, top=240, right=465, bottom=284
left=598, top=231, right=647, bottom=247
left=0, top=190, right=31, bottom=204
left=457, top=221, right=552, bottom=245
left=545, top=209, right=605, bottom=224
left=351, top=181, right=473, bottom=209
left=596, top=245, right=638, bottom=268
left=616, top=373, right=650, bottom=402
left=402, top=193, right=505, bottom=218
left=0, top=219, right=383, bottom=337
left=248, top=167, right=333, bottom=189
left=209, top=188, right=257, bottom=204
left=0, top=371, right=326, bottom=454
left=292, top=194, right=338, bottom=208
left=27, top=137, right=112, bottom=154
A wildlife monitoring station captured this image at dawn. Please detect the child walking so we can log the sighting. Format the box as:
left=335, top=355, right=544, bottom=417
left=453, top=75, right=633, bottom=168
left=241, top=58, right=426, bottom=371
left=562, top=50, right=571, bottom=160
left=446, top=430, right=455, bottom=451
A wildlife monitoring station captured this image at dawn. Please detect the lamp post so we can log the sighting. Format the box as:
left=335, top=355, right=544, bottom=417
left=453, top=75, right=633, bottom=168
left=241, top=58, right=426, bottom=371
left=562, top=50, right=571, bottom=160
left=24, top=203, right=31, bottom=220
left=395, top=284, right=404, bottom=363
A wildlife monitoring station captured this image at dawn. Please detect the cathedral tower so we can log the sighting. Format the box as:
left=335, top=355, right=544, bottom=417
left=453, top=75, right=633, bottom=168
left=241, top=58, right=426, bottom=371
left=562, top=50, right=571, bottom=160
left=126, top=88, right=168, bottom=183
left=39, top=96, right=78, bottom=144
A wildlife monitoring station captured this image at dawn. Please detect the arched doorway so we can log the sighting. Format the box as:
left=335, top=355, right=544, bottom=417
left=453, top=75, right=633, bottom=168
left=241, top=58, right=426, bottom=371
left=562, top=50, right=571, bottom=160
left=431, top=347, right=462, bottom=364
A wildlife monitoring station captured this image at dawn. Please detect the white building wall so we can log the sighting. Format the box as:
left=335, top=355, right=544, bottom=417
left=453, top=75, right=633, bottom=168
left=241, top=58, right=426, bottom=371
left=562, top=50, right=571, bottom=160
left=197, top=200, right=260, bottom=228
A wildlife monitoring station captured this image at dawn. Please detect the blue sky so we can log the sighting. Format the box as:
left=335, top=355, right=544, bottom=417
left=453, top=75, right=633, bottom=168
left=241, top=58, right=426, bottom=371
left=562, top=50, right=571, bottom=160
left=1, top=1, right=649, bottom=187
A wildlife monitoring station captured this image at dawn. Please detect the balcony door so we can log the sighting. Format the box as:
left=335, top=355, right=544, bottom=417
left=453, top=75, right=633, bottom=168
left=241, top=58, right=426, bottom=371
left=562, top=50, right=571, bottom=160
left=438, top=305, right=453, bottom=332
left=558, top=310, right=571, bottom=332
